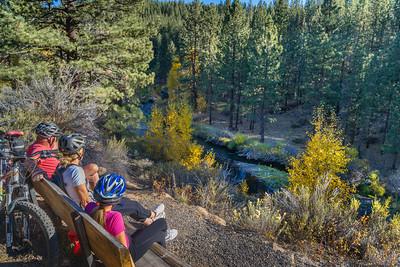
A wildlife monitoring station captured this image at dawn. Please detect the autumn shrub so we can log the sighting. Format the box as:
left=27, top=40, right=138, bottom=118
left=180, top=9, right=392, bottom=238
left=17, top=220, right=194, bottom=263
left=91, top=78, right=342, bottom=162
left=358, top=171, right=386, bottom=198
left=150, top=159, right=233, bottom=216
left=233, top=180, right=400, bottom=264
left=144, top=103, right=192, bottom=161
left=144, top=100, right=216, bottom=171
left=195, top=175, right=232, bottom=215
left=174, top=185, right=193, bottom=204
left=196, top=94, right=207, bottom=113
left=274, top=180, right=360, bottom=243
left=227, top=134, right=249, bottom=150
left=233, top=197, right=285, bottom=240
left=288, top=107, right=353, bottom=198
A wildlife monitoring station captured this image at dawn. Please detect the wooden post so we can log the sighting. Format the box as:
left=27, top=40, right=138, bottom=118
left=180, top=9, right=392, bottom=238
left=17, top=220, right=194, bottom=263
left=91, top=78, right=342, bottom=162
left=72, top=211, right=95, bottom=267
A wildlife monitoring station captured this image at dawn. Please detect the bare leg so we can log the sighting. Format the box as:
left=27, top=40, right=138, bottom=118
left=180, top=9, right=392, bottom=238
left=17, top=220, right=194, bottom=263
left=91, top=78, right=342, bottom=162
left=83, top=163, right=99, bottom=190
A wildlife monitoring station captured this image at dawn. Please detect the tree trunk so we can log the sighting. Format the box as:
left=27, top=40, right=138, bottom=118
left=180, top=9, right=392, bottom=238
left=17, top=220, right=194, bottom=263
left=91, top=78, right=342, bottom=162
left=234, top=73, right=242, bottom=131
left=249, top=105, right=256, bottom=132
left=392, top=152, right=398, bottom=170
left=260, top=87, right=266, bottom=143
left=207, top=73, right=213, bottom=125
left=191, top=42, right=198, bottom=111
left=229, top=47, right=236, bottom=130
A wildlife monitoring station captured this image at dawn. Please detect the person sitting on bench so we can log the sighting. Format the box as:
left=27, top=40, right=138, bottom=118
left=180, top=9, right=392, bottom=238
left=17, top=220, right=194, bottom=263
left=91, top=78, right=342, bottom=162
left=58, top=133, right=166, bottom=226
left=26, top=122, right=99, bottom=185
left=86, top=173, right=177, bottom=262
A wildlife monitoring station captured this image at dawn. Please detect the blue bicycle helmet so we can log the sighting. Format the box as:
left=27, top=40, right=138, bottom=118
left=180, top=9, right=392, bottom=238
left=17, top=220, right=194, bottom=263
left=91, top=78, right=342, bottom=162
left=93, top=173, right=127, bottom=205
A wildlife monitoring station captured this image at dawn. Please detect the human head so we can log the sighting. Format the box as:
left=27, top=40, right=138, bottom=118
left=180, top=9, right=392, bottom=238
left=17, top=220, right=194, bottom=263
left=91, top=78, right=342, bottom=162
left=93, top=173, right=126, bottom=206
left=59, top=133, right=86, bottom=164
left=34, top=122, right=62, bottom=147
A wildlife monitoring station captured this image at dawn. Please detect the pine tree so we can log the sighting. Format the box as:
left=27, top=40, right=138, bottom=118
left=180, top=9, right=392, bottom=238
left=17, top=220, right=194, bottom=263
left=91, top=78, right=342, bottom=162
left=182, top=0, right=203, bottom=110
left=247, top=4, right=282, bottom=142
left=0, top=0, right=154, bottom=135
left=219, top=0, right=250, bottom=130
left=200, top=4, right=222, bottom=125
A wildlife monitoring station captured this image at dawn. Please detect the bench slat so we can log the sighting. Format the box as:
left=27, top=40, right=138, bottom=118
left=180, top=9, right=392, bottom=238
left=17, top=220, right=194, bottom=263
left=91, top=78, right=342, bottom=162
left=136, top=250, right=170, bottom=267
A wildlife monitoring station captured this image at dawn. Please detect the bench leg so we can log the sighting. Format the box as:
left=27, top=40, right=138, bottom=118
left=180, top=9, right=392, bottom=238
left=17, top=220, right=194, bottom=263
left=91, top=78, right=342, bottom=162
left=72, top=211, right=96, bottom=267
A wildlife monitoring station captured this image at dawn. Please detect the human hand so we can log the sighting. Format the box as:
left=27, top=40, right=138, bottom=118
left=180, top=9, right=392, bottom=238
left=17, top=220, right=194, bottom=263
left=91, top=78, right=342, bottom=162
left=32, top=173, right=45, bottom=182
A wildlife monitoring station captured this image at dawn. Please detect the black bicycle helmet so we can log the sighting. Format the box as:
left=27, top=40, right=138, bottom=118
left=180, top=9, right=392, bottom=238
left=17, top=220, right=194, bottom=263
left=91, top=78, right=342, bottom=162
left=59, top=133, right=86, bottom=155
left=35, top=122, right=62, bottom=138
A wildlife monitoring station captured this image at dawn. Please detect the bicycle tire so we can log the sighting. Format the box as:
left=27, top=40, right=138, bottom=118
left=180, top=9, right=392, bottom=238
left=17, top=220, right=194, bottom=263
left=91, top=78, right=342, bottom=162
left=10, top=201, right=59, bottom=267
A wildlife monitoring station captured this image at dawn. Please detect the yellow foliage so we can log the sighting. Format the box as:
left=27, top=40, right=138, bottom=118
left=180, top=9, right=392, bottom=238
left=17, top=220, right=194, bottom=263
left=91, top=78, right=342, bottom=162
left=145, top=103, right=193, bottom=162
left=239, top=180, right=249, bottom=195
left=167, top=57, right=182, bottom=102
left=145, top=101, right=214, bottom=171
left=181, top=143, right=203, bottom=170
left=371, top=198, right=391, bottom=219
left=288, top=107, right=353, bottom=198
left=202, top=151, right=216, bottom=168
left=369, top=171, right=386, bottom=197
left=197, top=94, right=207, bottom=113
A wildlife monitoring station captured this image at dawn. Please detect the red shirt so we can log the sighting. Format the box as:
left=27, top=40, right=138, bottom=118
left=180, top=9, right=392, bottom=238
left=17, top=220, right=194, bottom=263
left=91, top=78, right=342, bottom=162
left=26, top=143, right=60, bottom=179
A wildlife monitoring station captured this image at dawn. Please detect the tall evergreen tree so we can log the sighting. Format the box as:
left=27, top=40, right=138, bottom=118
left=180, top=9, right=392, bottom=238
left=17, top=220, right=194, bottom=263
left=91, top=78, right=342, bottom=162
left=0, top=0, right=154, bottom=134
left=247, top=4, right=282, bottom=142
left=182, top=0, right=203, bottom=110
left=200, top=4, right=221, bottom=125
left=219, top=0, right=250, bottom=130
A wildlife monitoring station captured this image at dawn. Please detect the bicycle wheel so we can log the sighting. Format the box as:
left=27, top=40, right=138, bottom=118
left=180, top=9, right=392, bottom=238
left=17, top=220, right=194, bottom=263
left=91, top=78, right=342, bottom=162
left=9, top=201, right=59, bottom=267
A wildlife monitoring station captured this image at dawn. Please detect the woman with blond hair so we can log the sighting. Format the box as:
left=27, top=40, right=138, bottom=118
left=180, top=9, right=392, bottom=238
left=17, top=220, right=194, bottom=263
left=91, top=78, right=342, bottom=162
left=58, top=133, right=171, bottom=226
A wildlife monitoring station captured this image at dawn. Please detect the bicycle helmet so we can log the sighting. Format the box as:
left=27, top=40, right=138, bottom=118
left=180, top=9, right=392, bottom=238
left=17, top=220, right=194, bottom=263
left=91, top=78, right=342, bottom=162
left=59, top=133, right=86, bottom=155
left=35, top=122, right=62, bottom=138
left=93, top=173, right=127, bottom=205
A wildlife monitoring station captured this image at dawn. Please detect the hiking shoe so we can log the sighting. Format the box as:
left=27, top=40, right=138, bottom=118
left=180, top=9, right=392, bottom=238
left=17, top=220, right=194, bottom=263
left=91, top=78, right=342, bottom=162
left=153, top=204, right=165, bottom=220
left=165, top=229, right=178, bottom=242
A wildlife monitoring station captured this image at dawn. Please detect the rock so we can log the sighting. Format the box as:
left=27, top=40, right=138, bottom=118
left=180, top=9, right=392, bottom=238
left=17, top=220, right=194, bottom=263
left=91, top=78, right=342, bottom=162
left=126, top=181, right=144, bottom=190
left=196, top=206, right=227, bottom=227
left=162, top=192, right=175, bottom=201
left=273, top=242, right=286, bottom=253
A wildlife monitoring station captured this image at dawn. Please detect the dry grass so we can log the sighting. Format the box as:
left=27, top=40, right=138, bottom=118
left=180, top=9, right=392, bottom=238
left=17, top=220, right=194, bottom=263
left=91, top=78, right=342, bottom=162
left=150, top=161, right=233, bottom=217
left=0, top=68, right=105, bottom=139
left=85, top=137, right=130, bottom=177
left=233, top=181, right=400, bottom=265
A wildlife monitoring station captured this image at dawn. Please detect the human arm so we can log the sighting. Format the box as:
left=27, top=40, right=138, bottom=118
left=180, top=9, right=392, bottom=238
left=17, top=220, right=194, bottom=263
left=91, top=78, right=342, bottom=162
left=115, top=232, right=128, bottom=248
left=74, top=184, right=90, bottom=208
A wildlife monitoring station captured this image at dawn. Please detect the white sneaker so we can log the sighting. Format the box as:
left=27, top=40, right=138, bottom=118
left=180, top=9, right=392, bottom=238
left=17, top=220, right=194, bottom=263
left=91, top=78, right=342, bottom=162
left=165, top=229, right=178, bottom=242
left=153, top=204, right=165, bottom=220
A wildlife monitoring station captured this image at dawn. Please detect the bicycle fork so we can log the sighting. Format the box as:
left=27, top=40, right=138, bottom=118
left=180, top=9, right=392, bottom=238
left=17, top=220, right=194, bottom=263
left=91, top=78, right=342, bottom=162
left=5, top=182, right=31, bottom=255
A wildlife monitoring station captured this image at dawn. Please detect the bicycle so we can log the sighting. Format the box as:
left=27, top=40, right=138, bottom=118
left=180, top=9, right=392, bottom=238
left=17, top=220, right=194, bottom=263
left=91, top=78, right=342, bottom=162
left=0, top=130, right=59, bottom=266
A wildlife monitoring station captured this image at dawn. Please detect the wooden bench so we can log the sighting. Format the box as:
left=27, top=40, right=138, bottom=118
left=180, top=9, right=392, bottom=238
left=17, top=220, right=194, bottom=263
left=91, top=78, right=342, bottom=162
left=33, top=178, right=189, bottom=267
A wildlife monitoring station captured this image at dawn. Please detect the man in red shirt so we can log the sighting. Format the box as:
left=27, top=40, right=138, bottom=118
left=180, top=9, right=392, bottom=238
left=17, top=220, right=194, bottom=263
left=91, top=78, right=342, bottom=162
left=26, top=122, right=61, bottom=179
left=26, top=122, right=99, bottom=185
